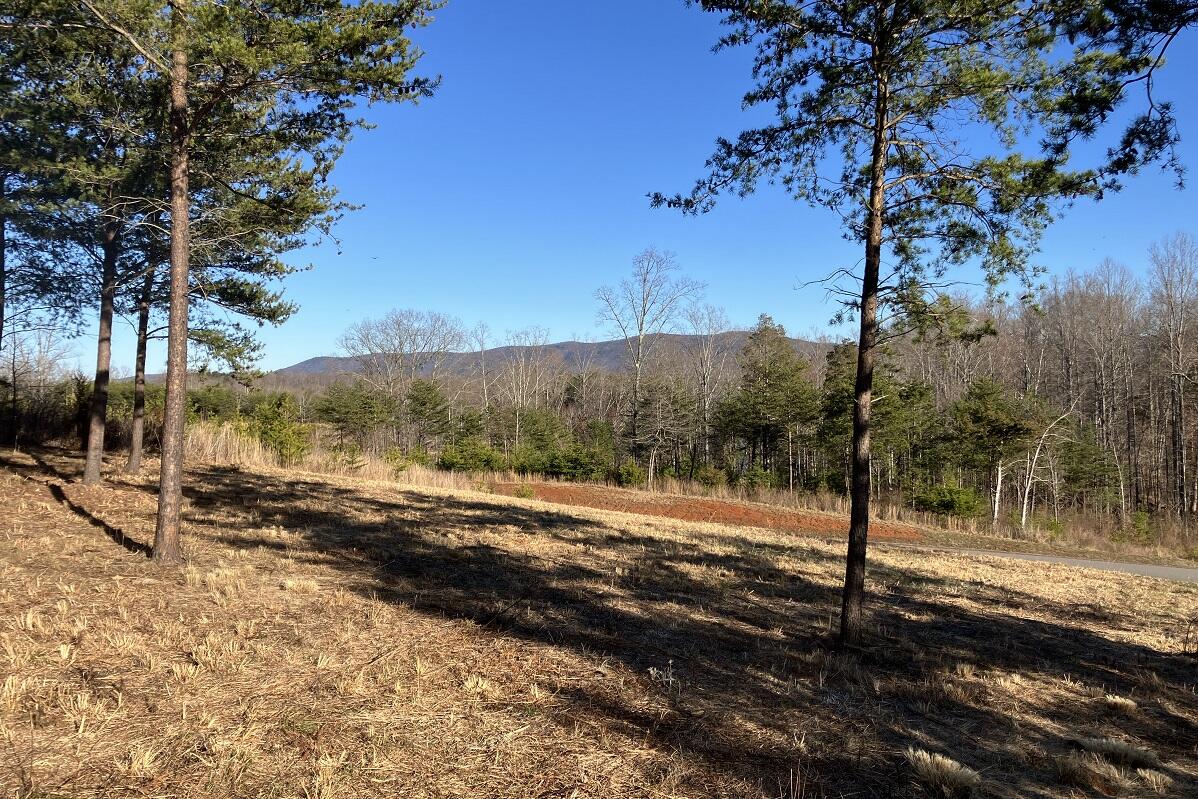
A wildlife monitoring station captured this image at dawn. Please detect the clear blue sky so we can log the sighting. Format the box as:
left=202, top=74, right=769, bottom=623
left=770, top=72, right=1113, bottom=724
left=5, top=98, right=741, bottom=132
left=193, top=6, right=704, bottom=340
left=100, top=1, right=1198, bottom=374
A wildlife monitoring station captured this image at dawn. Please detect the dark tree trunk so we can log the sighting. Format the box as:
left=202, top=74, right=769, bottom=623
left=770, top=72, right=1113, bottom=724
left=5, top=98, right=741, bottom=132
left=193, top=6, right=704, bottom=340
left=125, top=266, right=155, bottom=474
left=8, top=347, right=17, bottom=449
left=82, top=224, right=122, bottom=485
left=1, top=176, right=7, bottom=360
left=840, top=66, right=888, bottom=647
left=153, top=16, right=190, bottom=565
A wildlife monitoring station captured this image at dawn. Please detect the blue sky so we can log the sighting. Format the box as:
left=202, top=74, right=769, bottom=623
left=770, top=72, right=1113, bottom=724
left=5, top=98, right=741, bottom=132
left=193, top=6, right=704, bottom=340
left=100, top=0, right=1198, bottom=374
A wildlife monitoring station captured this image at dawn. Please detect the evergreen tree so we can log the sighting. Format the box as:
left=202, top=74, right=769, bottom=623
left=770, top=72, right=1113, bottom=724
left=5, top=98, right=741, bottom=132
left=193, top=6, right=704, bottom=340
left=53, top=0, right=441, bottom=561
left=951, top=378, right=1037, bottom=523
left=718, top=315, right=815, bottom=478
left=655, top=0, right=1189, bottom=644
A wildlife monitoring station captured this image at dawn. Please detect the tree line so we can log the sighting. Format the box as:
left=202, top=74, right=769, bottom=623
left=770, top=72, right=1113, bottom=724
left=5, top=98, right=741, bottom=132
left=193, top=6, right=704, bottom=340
left=33, top=237, right=1183, bottom=551
left=328, top=238, right=1198, bottom=540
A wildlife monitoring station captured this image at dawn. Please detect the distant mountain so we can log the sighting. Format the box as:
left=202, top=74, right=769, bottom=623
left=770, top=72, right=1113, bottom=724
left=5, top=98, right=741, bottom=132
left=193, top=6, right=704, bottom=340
left=267, top=332, right=832, bottom=385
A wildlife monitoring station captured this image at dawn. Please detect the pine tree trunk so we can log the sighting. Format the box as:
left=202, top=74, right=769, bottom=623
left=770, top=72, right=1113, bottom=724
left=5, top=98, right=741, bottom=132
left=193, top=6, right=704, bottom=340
left=153, top=13, right=190, bottom=565
left=124, top=267, right=155, bottom=474
left=839, top=68, right=888, bottom=647
left=8, top=347, right=17, bottom=450
left=82, top=227, right=121, bottom=485
left=0, top=177, right=7, bottom=364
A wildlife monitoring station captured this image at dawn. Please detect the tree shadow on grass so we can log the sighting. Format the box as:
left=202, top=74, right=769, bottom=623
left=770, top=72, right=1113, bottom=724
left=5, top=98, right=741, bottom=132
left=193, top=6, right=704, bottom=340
left=173, top=465, right=1198, bottom=798
left=46, top=483, right=152, bottom=558
left=6, top=453, right=1196, bottom=798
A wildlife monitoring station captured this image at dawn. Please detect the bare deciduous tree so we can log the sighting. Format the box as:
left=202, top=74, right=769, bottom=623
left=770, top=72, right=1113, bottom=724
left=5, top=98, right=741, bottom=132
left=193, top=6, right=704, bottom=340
left=595, top=247, right=703, bottom=439
left=683, top=302, right=732, bottom=467
left=340, top=309, right=467, bottom=398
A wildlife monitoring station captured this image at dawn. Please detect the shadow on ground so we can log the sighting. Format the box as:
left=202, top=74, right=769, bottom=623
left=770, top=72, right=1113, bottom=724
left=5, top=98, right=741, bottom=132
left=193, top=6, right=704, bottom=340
left=7, top=451, right=1196, bottom=798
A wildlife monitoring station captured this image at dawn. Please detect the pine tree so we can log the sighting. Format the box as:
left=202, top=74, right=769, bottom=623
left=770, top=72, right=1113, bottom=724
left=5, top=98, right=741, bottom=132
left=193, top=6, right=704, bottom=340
left=655, top=0, right=1188, bottom=644
left=56, top=0, right=440, bottom=561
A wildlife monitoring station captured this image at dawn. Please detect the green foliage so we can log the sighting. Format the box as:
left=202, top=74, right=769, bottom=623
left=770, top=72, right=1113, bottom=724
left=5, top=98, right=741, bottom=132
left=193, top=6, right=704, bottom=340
left=736, top=465, right=777, bottom=492
left=651, top=0, right=1164, bottom=308
left=693, top=465, right=726, bottom=488
left=438, top=439, right=505, bottom=473
left=615, top=460, right=645, bottom=487
left=384, top=446, right=430, bottom=475
left=313, top=381, right=395, bottom=447
left=250, top=395, right=310, bottom=465
left=1113, top=511, right=1154, bottom=545
left=951, top=379, right=1036, bottom=471
left=188, top=384, right=243, bottom=421
left=1059, top=426, right=1120, bottom=508
left=913, top=483, right=984, bottom=518
left=716, top=315, right=815, bottom=455
left=514, top=484, right=536, bottom=500
left=548, top=445, right=609, bottom=482
left=1044, top=518, right=1065, bottom=540
left=405, top=379, right=451, bottom=445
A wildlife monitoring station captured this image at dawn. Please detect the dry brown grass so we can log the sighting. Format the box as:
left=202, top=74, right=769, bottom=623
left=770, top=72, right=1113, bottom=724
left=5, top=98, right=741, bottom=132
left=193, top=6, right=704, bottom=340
left=904, top=748, right=981, bottom=797
left=1, top=447, right=1196, bottom=798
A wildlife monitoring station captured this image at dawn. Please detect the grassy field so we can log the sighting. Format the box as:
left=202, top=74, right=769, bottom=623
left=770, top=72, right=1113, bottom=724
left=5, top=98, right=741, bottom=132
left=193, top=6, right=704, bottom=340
left=2, top=449, right=1196, bottom=798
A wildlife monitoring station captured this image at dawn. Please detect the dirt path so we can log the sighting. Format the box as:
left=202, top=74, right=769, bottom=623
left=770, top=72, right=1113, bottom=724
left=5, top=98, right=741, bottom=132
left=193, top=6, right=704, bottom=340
left=491, top=481, right=926, bottom=542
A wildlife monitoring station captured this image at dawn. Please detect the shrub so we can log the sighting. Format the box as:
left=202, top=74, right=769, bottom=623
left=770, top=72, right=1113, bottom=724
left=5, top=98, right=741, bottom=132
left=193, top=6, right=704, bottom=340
left=736, top=465, right=777, bottom=491
left=614, top=460, right=644, bottom=487
left=438, top=439, right=506, bottom=472
left=384, top=447, right=430, bottom=475
left=693, top=465, right=726, bottom=488
left=250, top=396, right=310, bottom=465
left=514, top=484, right=536, bottom=499
left=546, top=445, right=607, bottom=482
left=913, top=483, right=984, bottom=517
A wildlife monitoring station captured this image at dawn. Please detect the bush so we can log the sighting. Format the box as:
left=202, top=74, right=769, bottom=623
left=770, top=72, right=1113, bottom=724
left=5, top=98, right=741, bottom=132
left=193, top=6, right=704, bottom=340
left=693, top=465, right=726, bottom=488
left=1113, top=510, right=1154, bottom=545
left=384, top=447, right=430, bottom=475
left=547, top=445, right=607, bottom=482
left=250, top=396, right=310, bottom=465
left=912, top=483, right=984, bottom=517
left=438, top=439, right=506, bottom=472
left=614, top=460, right=644, bottom=487
left=514, top=484, right=536, bottom=499
left=736, top=465, right=777, bottom=491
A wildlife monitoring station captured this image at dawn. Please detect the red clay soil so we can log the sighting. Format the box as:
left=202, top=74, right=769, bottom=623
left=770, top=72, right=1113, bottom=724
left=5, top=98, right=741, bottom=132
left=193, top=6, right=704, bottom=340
left=491, top=482, right=925, bottom=543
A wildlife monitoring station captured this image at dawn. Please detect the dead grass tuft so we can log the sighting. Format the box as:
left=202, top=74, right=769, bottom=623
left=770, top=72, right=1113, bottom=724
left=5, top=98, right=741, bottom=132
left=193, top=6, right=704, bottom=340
left=905, top=747, right=981, bottom=797
left=1076, top=736, right=1161, bottom=769
left=1136, top=768, right=1174, bottom=793
left=1055, top=751, right=1133, bottom=794
left=1101, top=693, right=1138, bottom=713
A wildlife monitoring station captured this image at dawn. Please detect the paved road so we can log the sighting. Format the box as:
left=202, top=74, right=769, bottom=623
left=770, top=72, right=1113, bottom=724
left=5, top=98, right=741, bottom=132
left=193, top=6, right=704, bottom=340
left=885, top=545, right=1198, bottom=583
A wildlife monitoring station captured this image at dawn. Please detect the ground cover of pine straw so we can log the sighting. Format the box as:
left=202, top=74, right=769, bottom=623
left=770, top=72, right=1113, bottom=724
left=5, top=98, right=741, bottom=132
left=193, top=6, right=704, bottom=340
left=1, top=449, right=1197, bottom=799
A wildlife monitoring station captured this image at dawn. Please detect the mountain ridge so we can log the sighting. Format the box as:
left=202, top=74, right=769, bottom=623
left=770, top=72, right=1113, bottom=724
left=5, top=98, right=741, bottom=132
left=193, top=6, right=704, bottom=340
left=269, top=331, right=833, bottom=382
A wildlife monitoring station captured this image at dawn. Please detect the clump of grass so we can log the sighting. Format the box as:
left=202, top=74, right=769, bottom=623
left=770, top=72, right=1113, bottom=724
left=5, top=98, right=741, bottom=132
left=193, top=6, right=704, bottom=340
left=280, top=577, right=319, bottom=592
left=1101, top=693, right=1138, bottom=713
left=1136, top=768, right=1174, bottom=794
left=514, top=484, right=536, bottom=500
left=1076, top=737, right=1160, bottom=769
left=1055, top=752, right=1132, bottom=794
left=905, top=747, right=981, bottom=797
